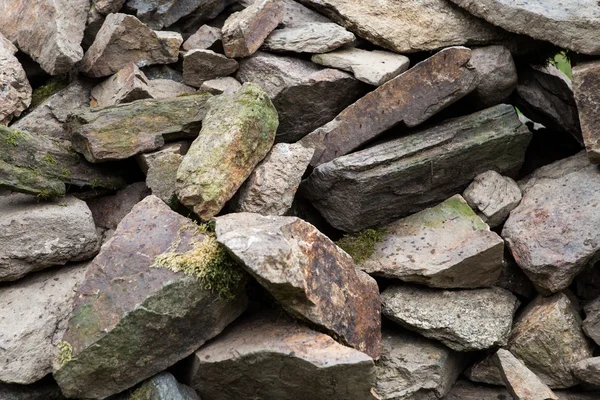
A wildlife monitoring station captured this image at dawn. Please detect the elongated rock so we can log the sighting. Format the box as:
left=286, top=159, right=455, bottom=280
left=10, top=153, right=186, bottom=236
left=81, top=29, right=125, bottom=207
left=263, top=22, right=355, bottom=53
left=572, top=61, right=600, bottom=164
left=91, top=63, right=152, bottom=108
left=301, top=104, right=532, bottom=232
left=69, top=93, right=213, bottom=163
left=182, top=49, right=239, bottom=88
left=0, top=33, right=31, bottom=125
left=215, top=213, right=382, bottom=358
left=176, top=83, right=277, bottom=220
left=191, top=313, right=375, bottom=400
left=300, top=47, right=479, bottom=167
left=53, top=196, right=248, bottom=399
left=147, top=152, right=183, bottom=208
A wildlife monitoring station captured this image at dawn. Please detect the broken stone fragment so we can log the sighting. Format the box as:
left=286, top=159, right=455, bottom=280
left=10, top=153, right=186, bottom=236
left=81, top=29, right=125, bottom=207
left=311, top=47, right=410, bottom=86
left=91, top=63, right=153, bottom=108
left=360, top=195, right=504, bottom=288
left=191, top=312, right=375, bottom=400
left=215, top=213, right=382, bottom=358
left=176, top=83, right=277, bottom=220
left=572, top=61, right=600, bottom=164
left=200, top=77, right=242, bottom=94
left=0, top=33, right=31, bottom=125
left=262, top=22, right=355, bottom=53
left=381, top=284, right=519, bottom=351
left=86, top=182, right=150, bottom=230
left=583, top=296, right=600, bottom=346
left=464, top=356, right=504, bottom=386
left=53, top=196, right=248, bottom=399
left=126, top=372, right=199, bottom=400
left=182, top=49, right=239, bottom=88
left=182, top=24, right=222, bottom=51
left=468, top=45, right=517, bottom=109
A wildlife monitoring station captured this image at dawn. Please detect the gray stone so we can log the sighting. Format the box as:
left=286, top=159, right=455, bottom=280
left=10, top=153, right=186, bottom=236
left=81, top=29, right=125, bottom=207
left=125, top=0, right=228, bottom=30
left=182, top=49, right=239, bottom=88
left=86, top=182, right=150, bottom=230
left=235, top=51, right=363, bottom=143
left=496, top=255, right=537, bottom=301
left=147, top=79, right=196, bottom=99
left=301, top=104, right=532, bottom=232
left=182, top=24, right=222, bottom=51
left=136, top=142, right=190, bottom=174
left=0, top=377, right=65, bottom=400
left=441, top=380, right=511, bottom=400
left=91, top=63, right=153, bottom=108
left=263, top=22, right=355, bottom=53
left=199, top=77, right=242, bottom=94
left=583, top=296, right=600, bottom=346
left=361, top=195, right=504, bottom=288
left=127, top=372, right=199, bottom=400
left=465, top=356, right=504, bottom=386
left=0, top=194, right=99, bottom=282
left=240, top=0, right=331, bottom=27
left=312, top=47, right=410, bottom=86
left=0, top=32, right=31, bottom=125
left=381, top=285, right=519, bottom=351
left=573, top=358, right=600, bottom=387
left=468, top=45, right=517, bottom=108
left=463, top=170, right=522, bottom=228
left=147, top=152, right=183, bottom=208
left=572, top=61, right=600, bottom=164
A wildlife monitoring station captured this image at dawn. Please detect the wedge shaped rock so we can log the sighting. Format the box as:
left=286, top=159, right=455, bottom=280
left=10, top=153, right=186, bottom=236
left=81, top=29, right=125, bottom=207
left=0, top=33, right=31, bottom=125
left=200, top=77, right=242, bottom=94
left=182, top=24, right=222, bottom=51
left=263, top=22, right=355, bottom=53
left=493, top=349, right=558, bottom=400
left=573, top=61, right=600, bottom=164
left=182, top=49, right=239, bottom=88
left=91, top=62, right=153, bottom=108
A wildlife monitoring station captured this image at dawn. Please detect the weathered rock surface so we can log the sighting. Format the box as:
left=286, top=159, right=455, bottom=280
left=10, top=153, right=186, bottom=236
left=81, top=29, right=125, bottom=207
left=125, top=0, right=227, bottom=29
left=300, top=47, right=479, bottom=166
left=176, top=83, right=277, bottom=219
left=465, top=356, right=504, bottom=386
left=263, top=22, right=355, bottom=53
left=301, top=104, right=532, bottom=232
left=147, top=152, right=183, bottom=207
left=53, top=196, right=248, bottom=399
left=583, top=296, right=600, bottom=346
left=468, top=45, right=517, bottom=108
left=311, top=47, right=410, bottom=86
left=147, top=79, right=196, bottom=99
left=82, top=13, right=182, bottom=78
left=572, top=61, right=600, bottom=164
left=136, top=141, right=190, bottom=174
left=463, top=170, right=522, bottom=228
left=361, top=195, right=504, bottom=288
left=502, top=152, right=600, bottom=293
left=69, top=93, right=213, bottom=162
left=86, top=182, right=150, bottom=230
left=0, top=0, right=89, bottom=75
left=231, top=143, right=314, bottom=216
left=0, top=33, right=31, bottom=125
left=182, top=24, right=222, bottom=51
left=573, top=357, right=600, bottom=387
left=91, top=63, right=152, bottom=108
left=200, top=77, right=242, bottom=94
left=381, top=285, right=519, bottom=351
left=0, top=376, right=66, bottom=400
left=215, top=213, right=382, bottom=358
left=126, top=372, right=199, bottom=400
left=242, top=0, right=330, bottom=27
left=182, top=49, right=239, bottom=87
left=441, top=380, right=512, bottom=400
left=235, top=51, right=363, bottom=142
left=191, top=312, right=375, bottom=400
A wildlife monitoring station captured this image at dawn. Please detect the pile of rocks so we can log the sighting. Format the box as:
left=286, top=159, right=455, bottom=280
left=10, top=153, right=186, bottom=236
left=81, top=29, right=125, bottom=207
left=1, top=0, right=600, bottom=399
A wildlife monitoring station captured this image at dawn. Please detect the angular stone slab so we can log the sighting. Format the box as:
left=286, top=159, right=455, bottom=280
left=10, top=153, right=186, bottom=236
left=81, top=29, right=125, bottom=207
left=91, top=63, right=153, bottom=108
left=125, top=0, right=227, bottom=29
left=69, top=93, right=212, bottom=163
left=191, top=312, right=375, bottom=400
left=53, top=196, right=248, bottom=399
left=242, top=0, right=331, bottom=27
left=300, top=47, right=479, bottom=167
left=136, top=141, right=190, bottom=174
left=215, top=213, right=382, bottom=358
left=147, top=79, right=196, bottom=99
left=361, top=195, right=504, bottom=288
left=0, top=33, right=31, bottom=125
left=301, top=104, right=532, bottom=232
left=381, top=285, right=519, bottom=351
left=573, top=61, right=600, bottom=164
left=502, top=152, right=600, bottom=293
left=176, top=83, right=277, bottom=220
left=127, top=372, right=199, bottom=400
left=183, top=24, right=222, bottom=51
left=263, top=22, right=355, bottom=53
left=182, top=49, right=239, bottom=88
left=583, top=296, right=600, bottom=346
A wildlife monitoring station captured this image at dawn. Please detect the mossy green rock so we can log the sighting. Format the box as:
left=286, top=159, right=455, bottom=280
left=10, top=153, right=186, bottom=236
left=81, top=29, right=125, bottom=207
left=177, top=83, right=278, bottom=220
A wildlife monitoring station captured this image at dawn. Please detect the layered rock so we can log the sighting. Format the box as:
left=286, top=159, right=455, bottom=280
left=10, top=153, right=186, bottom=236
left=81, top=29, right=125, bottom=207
left=147, top=79, right=196, bottom=99
left=200, top=77, right=242, bottom=94
left=0, top=33, right=31, bottom=125
left=493, top=349, right=558, bottom=400
left=91, top=63, right=153, bottom=107
left=262, top=22, right=355, bottom=53
left=572, top=61, right=600, bottom=163
left=182, top=49, right=239, bottom=87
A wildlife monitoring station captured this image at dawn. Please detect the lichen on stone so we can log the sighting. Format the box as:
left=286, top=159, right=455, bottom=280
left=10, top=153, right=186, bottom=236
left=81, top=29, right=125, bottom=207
left=29, top=76, right=69, bottom=111
left=2, top=128, right=23, bottom=147
left=56, top=341, right=73, bottom=367
left=130, top=384, right=154, bottom=400
left=336, top=228, right=386, bottom=265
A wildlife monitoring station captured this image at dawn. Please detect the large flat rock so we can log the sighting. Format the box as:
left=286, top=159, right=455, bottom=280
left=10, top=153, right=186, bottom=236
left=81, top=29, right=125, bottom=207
left=573, top=61, right=600, bottom=164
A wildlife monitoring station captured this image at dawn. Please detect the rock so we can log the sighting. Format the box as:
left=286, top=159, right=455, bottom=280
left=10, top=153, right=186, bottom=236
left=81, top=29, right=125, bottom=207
left=360, top=195, right=504, bottom=288
left=182, top=49, right=239, bottom=87
left=240, top=0, right=331, bottom=27
left=449, top=0, right=600, bottom=55
left=235, top=51, right=363, bottom=142
left=200, top=77, right=242, bottom=94
left=147, top=152, right=183, bottom=207
left=86, top=182, right=150, bottom=230
left=299, top=47, right=479, bottom=167
left=441, top=380, right=512, bottom=400
left=468, top=45, right=517, bottom=108
left=502, top=152, right=600, bottom=294
left=143, top=64, right=184, bottom=82
left=127, top=372, right=199, bottom=400
left=53, top=196, right=248, bottom=399
left=69, top=93, right=213, bottom=163
left=182, top=24, right=222, bottom=51
left=147, top=79, right=196, bottom=99
left=0, top=0, right=89, bottom=75
left=507, top=293, right=594, bottom=388
left=463, top=170, right=522, bottom=228
left=0, top=33, right=31, bottom=125
left=215, top=213, right=382, bottom=358
left=262, top=22, right=355, bottom=53
left=136, top=142, right=190, bottom=174
left=573, top=358, right=600, bottom=387
left=230, top=143, right=314, bottom=216
left=91, top=63, right=153, bottom=108
left=191, top=312, right=375, bottom=400
left=0, top=376, right=65, bottom=400
left=125, top=0, right=228, bottom=30
left=295, top=0, right=507, bottom=53
left=572, top=61, right=600, bottom=164
left=573, top=261, right=600, bottom=303
left=311, top=47, right=410, bottom=86
left=496, top=254, right=537, bottom=299
left=176, top=83, right=277, bottom=220
left=465, top=356, right=504, bottom=386
left=583, top=296, right=600, bottom=346
left=493, top=349, right=559, bottom=400
left=0, top=194, right=99, bottom=282
left=374, top=326, right=467, bottom=400
left=0, top=263, right=89, bottom=384
left=82, top=13, right=182, bottom=78
left=381, top=285, right=519, bottom=351
left=222, top=0, right=285, bottom=58
left=301, top=104, right=532, bottom=232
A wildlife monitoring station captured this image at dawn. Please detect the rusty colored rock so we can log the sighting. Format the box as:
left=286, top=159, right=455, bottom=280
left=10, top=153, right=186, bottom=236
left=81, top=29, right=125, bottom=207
left=573, top=61, right=600, bottom=164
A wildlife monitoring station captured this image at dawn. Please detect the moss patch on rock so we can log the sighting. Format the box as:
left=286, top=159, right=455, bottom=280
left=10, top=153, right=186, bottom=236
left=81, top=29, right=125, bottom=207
left=57, top=341, right=73, bottom=367
left=336, top=228, right=386, bottom=265
left=30, top=76, right=69, bottom=111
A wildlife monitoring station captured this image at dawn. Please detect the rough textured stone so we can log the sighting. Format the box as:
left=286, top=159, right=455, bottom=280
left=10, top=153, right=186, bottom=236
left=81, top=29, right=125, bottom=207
left=147, top=152, right=183, bottom=208
left=300, top=47, right=479, bottom=167
left=136, top=142, right=190, bottom=174
left=263, top=22, right=355, bottom=53
left=147, top=79, right=196, bottom=99
left=468, top=45, right=517, bottom=108
left=231, top=143, right=314, bottom=216
left=0, top=33, right=31, bottom=125
left=0, top=194, right=99, bottom=282
left=301, top=104, right=532, bottom=232
left=82, top=13, right=182, bottom=78
left=0, top=0, right=89, bottom=75
left=507, top=293, right=594, bottom=388
left=572, top=61, right=600, bottom=164
left=86, top=182, right=150, bottom=230
left=0, top=263, right=89, bottom=384
left=465, top=356, right=504, bottom=386
left=91, top=63, right=153, bottom=108
left=191, top=312, right=375, bottom=400
left=502, top=152, right=600, bottom=294
left=215, top=213, right=382, bottom=358
left=241, top=0, right=330, bottom=27
left=176, top=83, right=277, bottom=220
left=583, top=296, right=600, bottom=346
left=0, top=376, right=65, bottom=400
left=573, top=358, right=600, bottom=387
left=381, top=285, right=519, bottom=352
left=222, top=0, right=285, bottom=58
left=69, top=93, right=212, bottom=162
left=125, top=0, right=228, bottom=30
left=463, top=170, right=522, bottom=228
left=236, top=51, right=363, bottom=142
left=53, top=196, right=248, bottom=399
left=183, top=49, right=239, bottom=88
left=312, top=47, right=410, bottom=86
left=441, top=380, right=512, bottom=400
left=200, top=77, right=242, bottom=94
left=126, top=372, right=199, bottom=400
left=183, top=25, right=222, bottom=51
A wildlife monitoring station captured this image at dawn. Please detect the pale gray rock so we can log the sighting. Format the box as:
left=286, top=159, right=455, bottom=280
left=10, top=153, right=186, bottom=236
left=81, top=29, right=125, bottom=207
left=381, top=285, right=519, bottom=351
left=147, top=152, right=183, bottom=208
left=91, top=63, right=152, bottom=108
left=182, top=49, right=239, bottom=87
left=312, top=47, right=410, bottom=86
left=263, top=22, right=355, bottom=53
left=583, top=296, right=600, bottom=346
left=200, top=77, right=242, bottom=94
left=127, top=372, right=199, bottom=400
left=136, top=142, right=190, bottom=174
left=125, top=0, right=228, bottom=29
left=147, top=79, right=196, bottom=99
left=468, top=45, right=517, bottom=108
left=87, top=182, right=150, bottom=230
left=573, top=358, right=600, bottom=387
left=182, top=24, right=222, bottom=51
left=463, top=170, right=522, bottom=228
left=0, top=32, right=31, bottom=125
left=572, top=61, right=600, bottom=164
left=0, top=194, right=100, bottom=282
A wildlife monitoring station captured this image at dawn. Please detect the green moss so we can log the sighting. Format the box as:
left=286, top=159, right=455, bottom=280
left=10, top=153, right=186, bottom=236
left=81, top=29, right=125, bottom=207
left=42, top=154, right=57, bottom=164
left=37, top=188, right=63, bottom=200
left=130, top=384, right=154, bottom=400
left=336, top=228, right=386, bottom=265
left=56, top=341, right=73, bottom=367
left=3, top=129, right=23, bottom=147
left=30, top=76, right=69, bottom=110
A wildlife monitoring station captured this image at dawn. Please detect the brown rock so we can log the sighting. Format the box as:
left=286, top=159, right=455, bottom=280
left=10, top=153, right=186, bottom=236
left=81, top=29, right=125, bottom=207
left=182, top=49, right=239, bottom=87
left=91, top=63, right=153, bottom=108
left=182, top=24, right=222, bottom=51
left=573, top=61, right=600, bottom=164
left=441, top=380, right=512, bottom=400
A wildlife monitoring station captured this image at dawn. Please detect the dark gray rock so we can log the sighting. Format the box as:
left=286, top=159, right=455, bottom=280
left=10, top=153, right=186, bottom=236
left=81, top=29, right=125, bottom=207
left=0, top=377, right=65, bottom=400
left=583, top=296, right=600, bottom=346
left=126, top=372, right=199, bottom=400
